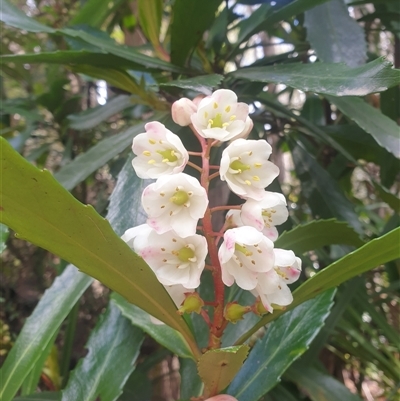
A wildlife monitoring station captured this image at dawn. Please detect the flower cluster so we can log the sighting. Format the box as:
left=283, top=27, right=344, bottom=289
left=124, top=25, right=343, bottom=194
left=123, top=89, right=301, bottom=330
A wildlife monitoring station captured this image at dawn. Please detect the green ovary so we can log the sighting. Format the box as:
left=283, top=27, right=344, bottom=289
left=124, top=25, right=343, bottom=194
left=210, top=113, right=223, bottom=128
left=171, top=190, right=189, bottom=206
left=157, top=149, right=178, bottom=162
left=178, top=246, right=195, bottom=262
left=230, top=160, right=250, bottom=173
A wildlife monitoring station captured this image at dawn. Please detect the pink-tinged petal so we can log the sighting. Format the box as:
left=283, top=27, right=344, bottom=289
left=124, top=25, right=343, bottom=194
left=171, top=211, right=198, bottom=238
left=218, top=240, right=234, bottom=264
left=157, top=264, right=191, bottom=286
left=213, top=89, right=238, bottom=105
left=171, top=98, right=197, bottom=126
left=205, top=395, right=238, bottom=401
left=144, top=121, right=166, bottom=140
left=235, top=102, right=250, bottom=120
left=241, top=206, right=264, bottom=231
left=262, top=226, right=279, bottom=241
left=232, top=226, right=264, bottom=246
left=121, top=224, right=152, bottom=250
left=228, top=263, right=258, bottom=290
left=257, top=269, right=281, bottom=293
left=274, top=248, right=296, bottom=267
left=221, top=262, right=235, bottom=287
left=268, top=283, right=293, bottom=306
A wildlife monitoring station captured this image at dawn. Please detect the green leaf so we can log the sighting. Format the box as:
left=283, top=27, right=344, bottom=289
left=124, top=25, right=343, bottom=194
left=0, top=0, right=54, bottom=33
left=231, top=57, right=400, bottom=96
left=305, top=0, right=367, bottom=67
left=20, top=331, right=58, bottom=396
left=160, top=74, right=224, bottom=95
left=0, top=138, right=199, bottom=358
left=235, top=227, right=400, bottom=344
left=72, top=65, right=142, bottom=95
left=138, top=0, right=163, bottom=47
left=170, top=0, right=221, bottom=66
left=179, top=358, right=203, bottom=399
left=111, top=293, right=193, bottom=359
left=0, top=265, right=92, bottom=401
left=54, top=115, right=166, bottom=190
left=67, top=95, right=132, bottom=130
left=287, top=365, right=363, bottom=401
left=69, top=0, right=125, bottom=28
left=373, top=181, right=400, bottom=213
left=0, top=223, right=9, bottom=253
left=228, top=290, right=335, bottom=400
left=0, top=51, right=150, bottom=72
left=275, top=219, right=364, bottom=254
left=61, top=302, right=144, bottom=401
left=13, top=393, right=60, bottom=401
left=198, top=345, right=249, bottom=396
left=326, top=95, right=400, bottom=158
left=61, top=28, right=185, bottom=73
left=107, top=154, right=151, bottom=236
left=290, top=139, right=363, bottom=234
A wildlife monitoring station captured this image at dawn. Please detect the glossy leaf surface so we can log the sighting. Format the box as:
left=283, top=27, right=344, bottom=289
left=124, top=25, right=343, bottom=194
left=231, top=57, right=400, bottom=96
left=305, top=0, right=366, bottom=67
left=170, top=0, right=221, bottom=66
left=61, top=303, right=144, bottom=401
left=13, top=393, right=60, bottom=401
left=326, top=95, right=400, bottom=158
left=275, top=219, right=364, bottom=254
left=160, top=74, right=224, bottom=95
left=0, top=139, right=198, bottom=356
left=0, top=266, right=92, bottom=401
left=0, top=223, right=9, bottom=253
left=287, top=365, right=363, bottom=401
left=54, top=115, right=165, bottom=190
left=228, top=290, right=335, bottom=400
left=198, top=345, right=249, bottom=396
left=236, top=227, right=400, bottom=344
left=111, top=293, right=193, bottom=359
left=67, top=95, right=132, bottom=130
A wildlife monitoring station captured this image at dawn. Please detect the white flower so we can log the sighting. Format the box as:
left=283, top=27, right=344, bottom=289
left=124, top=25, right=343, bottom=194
left=122, top=225, right=207, bottom=288
left=142, top=173, right=208, bottom=238
left=171, top=98, right=197, bottom=126
left=225, top=209, right=278, bottom=241
left=191, top=89, right=253, bottom=141
left=218, top=226, right=275, bottom=290
left=131, top=121, right=188, bottom=178
left=241, top=191, right=288, bottom=231
left=253, top=249, right=302, bottom=313
left=220, top=139, right=280, bottom=200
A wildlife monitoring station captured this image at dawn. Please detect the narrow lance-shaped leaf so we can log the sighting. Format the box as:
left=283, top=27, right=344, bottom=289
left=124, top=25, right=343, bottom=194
left=235, top=227, right=400, bottom=345
left=0, top=138, right=200, bottom=359
left=111, top=293, right=193, bottom=359
left=275, top=219, right=364, bottom=254
left=170, top=0, right=221, bottom=66
left=160, top=74, right=224, bottom=95
left=61, top=302, right=144, bottom=401
left=54, top=113, right=166, bottom=191
left=230, top=57, right=400, bottom=96
left=0, top=266, right=92, bottom=401
left=67, top=95, right=132, bottom=131
left=326, top=95, right=400, bottom=159
left=305, top=0, right=367, bottom=67
left=228, top=289, right=335, bottom=401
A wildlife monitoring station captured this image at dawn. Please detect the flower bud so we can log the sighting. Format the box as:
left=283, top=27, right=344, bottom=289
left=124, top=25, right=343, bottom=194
left=224, top=302, right=250, bottom=323
left=171, top=98, right=197, bottom=126
left=177, top=292, right=204, bottom=315
left=205, top=395, right=238, bottom=401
